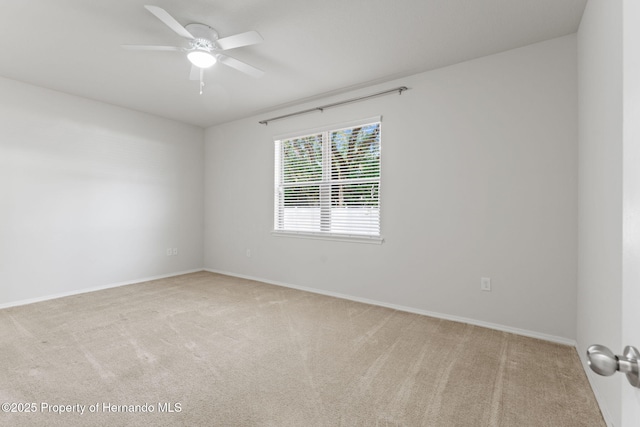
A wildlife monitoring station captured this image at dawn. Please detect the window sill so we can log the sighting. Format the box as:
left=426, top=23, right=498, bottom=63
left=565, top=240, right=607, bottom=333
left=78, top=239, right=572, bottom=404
left=271, top=230, right=384, bottom=245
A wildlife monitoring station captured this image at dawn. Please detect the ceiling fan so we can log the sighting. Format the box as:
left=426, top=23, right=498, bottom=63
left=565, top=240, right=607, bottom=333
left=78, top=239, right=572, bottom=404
left=123, top=5, right=264, bottom=94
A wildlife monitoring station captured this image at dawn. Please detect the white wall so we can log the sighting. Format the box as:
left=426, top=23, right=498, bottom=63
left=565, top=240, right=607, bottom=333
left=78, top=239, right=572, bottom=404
left=204, top=35, right=578, bottom=342
left=576, top=0, right=623, bottom=425
left=0, top=77, right=205, bottom=306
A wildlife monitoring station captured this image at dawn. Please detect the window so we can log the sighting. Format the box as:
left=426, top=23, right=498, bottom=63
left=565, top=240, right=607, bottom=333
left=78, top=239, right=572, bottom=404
left=273, top=117, right=382, bottom=243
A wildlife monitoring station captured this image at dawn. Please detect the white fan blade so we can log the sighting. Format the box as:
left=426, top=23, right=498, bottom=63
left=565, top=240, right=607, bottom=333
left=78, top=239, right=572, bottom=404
left=122, top=45, right=182, bottom=51
left=144, top=5, right=194, bottom=39
left=218, top=55, right=264, bottom=78
left=189, top=65, right=200, bottom=81
left=216, top=31, right=263, bottom=50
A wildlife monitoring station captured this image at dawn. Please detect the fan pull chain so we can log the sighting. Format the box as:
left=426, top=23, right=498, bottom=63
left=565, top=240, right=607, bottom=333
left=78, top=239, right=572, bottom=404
left=199, top=68, right=205, bottom=95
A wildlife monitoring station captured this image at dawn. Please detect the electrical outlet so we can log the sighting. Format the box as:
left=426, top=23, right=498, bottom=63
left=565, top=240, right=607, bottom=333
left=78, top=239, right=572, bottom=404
left=481, top=277, right=491, bottom=292
left=246, top=249, right=251, bottom=258
left=166, top=248, right=172, bottom=256
left=172, top=248, right=178, bottom=256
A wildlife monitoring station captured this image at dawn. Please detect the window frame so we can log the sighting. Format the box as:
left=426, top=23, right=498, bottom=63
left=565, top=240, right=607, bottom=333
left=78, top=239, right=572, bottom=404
left=272, top=116, right=384, bottom=244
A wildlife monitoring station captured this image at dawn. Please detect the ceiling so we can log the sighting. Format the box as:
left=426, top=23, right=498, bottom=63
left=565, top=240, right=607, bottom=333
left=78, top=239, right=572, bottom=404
left=0, top=0, right=587, bottom=128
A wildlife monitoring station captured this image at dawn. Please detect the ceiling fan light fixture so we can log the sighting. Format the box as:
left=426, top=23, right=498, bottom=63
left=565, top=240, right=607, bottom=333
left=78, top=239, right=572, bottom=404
left=187, top=50, right=216, bottom=68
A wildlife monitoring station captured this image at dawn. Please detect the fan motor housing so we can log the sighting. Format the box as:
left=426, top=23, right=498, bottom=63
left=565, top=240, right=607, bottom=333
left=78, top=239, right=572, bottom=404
left=185, top=23, right=219, bottom=48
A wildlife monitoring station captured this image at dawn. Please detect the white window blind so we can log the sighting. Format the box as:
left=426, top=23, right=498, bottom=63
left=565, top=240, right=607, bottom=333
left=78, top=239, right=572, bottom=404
left=274, top=118, right=382, bottom=242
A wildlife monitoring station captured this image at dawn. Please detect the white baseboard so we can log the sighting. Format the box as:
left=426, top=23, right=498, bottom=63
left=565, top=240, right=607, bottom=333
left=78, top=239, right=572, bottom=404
left=204, top=268, right=576, bottom=347
left=3, top=266, right=575, bottom=346
left=0, top=269, right=204, bottom=310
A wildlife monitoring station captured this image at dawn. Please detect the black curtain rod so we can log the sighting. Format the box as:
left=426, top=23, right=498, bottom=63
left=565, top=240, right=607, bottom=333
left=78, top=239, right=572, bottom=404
left=258, top=86, right=408, bottom=125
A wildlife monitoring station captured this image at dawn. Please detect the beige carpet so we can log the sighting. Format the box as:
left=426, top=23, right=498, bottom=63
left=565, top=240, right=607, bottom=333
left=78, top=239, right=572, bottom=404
left=0, top=271, right=604, bottom=426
